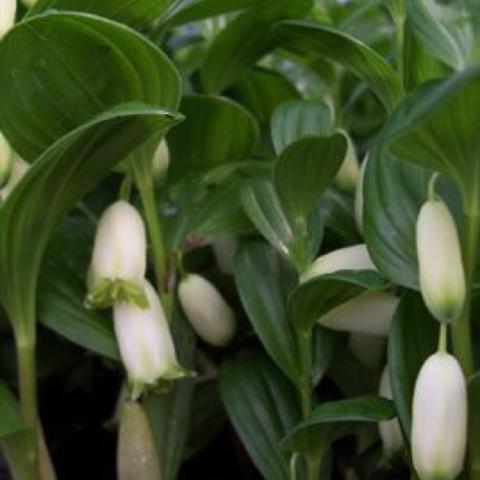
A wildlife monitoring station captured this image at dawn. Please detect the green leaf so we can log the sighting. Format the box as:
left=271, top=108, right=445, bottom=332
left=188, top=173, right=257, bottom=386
left=274, top=134, right=347, bottom=218
left=220, top=351, right=301, bottom=480
left=0, top=382, right=26, bottom=438
left=167, top=95, right=259, bottom=182
left=234, top=241, right=301, bottom=383
left=282, top=395, right=396, bottom=453
left=388, top=66, right=480, bottom=212
left=143, top=306, right=196, bottom=480
left=38, top=262, right=120, bottom=361
left=270, top=100, right=333, bottom=154
left=27, top=0, right=172, bottom=30
left=241, top=177, right=322, bottom=270
left=273, top=21, right=404, bottom=111
left=200, top=0, right=312, bottom=93
left=0, top=104, right=181, bottom=334
left=363, top=150, right=429, bottom=290
left=289, top=270, right=388, bottom=331
left=364, top=131, right=462, bottom=290
left=0, top=11, right=181, bottom=160
left=227, top=67, right=300, bottom=129
left=407, top=0, right=474, bottom=70
left=168, top=0, right=279, bottom=26
left=387, top=292, right=437, bottom=437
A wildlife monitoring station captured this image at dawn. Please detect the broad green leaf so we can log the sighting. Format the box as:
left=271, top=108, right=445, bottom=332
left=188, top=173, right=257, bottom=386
left=407, top=0, right=474, bottom=70
left=27, top=0, right=172, bottom=30
left=270, top=100, right=333, bottom=154
left=220, top=351, right=301, bottom=480
left=234, top=241, right=301, bottom=383
left=167, top=95, right=259, bottom=182
left=0, top=12, right=181, bottom=160
left=241, top=177, right=322, bottom=270
left=0, top=104, right=181, bottom=335
left=282, top=395, right=396, bottom=453
left=185, top=178, right=252, bottom=240
left=273, top=21, right=404, bottom=111
left=403, top=20, right=450, bottom=91
left=320, top=188, right=360, bottom=244
left=289, top=270, right=388, bottom=331
left=274, top=134, right=347, bottom=218
left=387, top=292, right=437, bottom=437
left=143, top=306, right=196, bottom=480
left=388, top=66, right=480, bottom=212
left=363, top=150, right=429, bottom=290
left=0, top=382, right=26, bottom=437
left=168, top=0, right=281, bottom=26
left=38, top=262, right=120, bottom=361
left=200, top=0, right=312, bottom=93
left=227, top=68, right=300, bottom=129
left=312, top=326, right=338, bottom=386
left=364, top=132, right=462, bottom=290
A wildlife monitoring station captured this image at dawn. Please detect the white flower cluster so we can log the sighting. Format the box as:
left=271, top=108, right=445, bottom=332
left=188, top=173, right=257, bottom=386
left=88, top=201, right=186, bottom=398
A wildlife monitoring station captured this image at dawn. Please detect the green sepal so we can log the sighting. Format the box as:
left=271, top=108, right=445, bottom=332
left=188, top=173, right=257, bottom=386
left=85, top=278, right=149, bottom=310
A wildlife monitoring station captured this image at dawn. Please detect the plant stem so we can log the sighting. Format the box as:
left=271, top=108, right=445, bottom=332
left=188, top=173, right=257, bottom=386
left=452, top=210, right=479, bottom=377
left=297, top=330, right=318, bottom=480
left=132, top=157, right=173, bottom=316
left=17, top=341, right=37, bottom=430
left=438, top=323, right=447, bottom=353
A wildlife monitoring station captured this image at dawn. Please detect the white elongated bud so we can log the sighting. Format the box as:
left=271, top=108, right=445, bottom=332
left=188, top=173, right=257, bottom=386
left=318, top=290, right=398, bottom=336
left=87, top=201, right=147, bottom=308
left=378, top=367, right=403, bottom=456
left=0, top=156, right=29, bottom=200
left=335, top=131, right=360, bottom=193
left=0, top=0, right=16, bottom=39
left=152, top=139, right=169, bottom=183
left=349, top=333, right=385, bottom=371
left=0, top=133, right=13, bottom=187
left=114, top=281, right=186, bottom=390
left=412, top=352, right=467, bottom=480
left=178, top=274, right=236, bottom=347
left=354, top=155, right=368, bottom=234
left=416, top=199, right=465, bottom=323
left=117, top=401, right=160, bottom=480
left=301, top=244, right=375, bottom=283
left=212, top=236, right=238, bottom=275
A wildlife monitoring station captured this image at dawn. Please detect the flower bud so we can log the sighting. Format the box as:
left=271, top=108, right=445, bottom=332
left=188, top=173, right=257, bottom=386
left=114, top=281, right=187, bottom=390
left=354, top=155, right=368, bottom=234
left=21, top=0, right=37, bottom=7
left=87, top=201, right=147, bottom=308
left=152, top=139, right=169, bottom=184
left=416, top=199, right=465, bottom=323
left=212, top=236, right=238, bottom=275
left=178, top=274, right=236, bottom=347
left=0, top=155, right=29, bottom=200
left=0, top=0, right=16, bottom=39
left=378, top=367, right=403, bottom=457
left=117, top=401, right=160, bottom=480
left=335, top=131, right=360, bottom=193
left=349, top=333, right=385, bottom=371
left=0, top=133, right=14, bottom=187
left=301, top=244, right=375, bottom=283
left=318, top=290, right=398, bottom=336
left=412, top=352, right=467, bottom=480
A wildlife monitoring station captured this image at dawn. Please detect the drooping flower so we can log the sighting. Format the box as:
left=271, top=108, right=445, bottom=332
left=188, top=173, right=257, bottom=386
left=178, top=274, right=236, bottom=347
left=416, top=199, right=465, bottom=323
left=117, top=401, right=160, bottom=480
left=318, top=290, right=398, bottom=336
left=0, top=0, right=16, bottom=39
left=378, top=366, right=403, bottom=457
left=335, top=130, right=360, bottom=193
left=412, top=352, right=467, bottom=480
left=301, top=244, right=375, bottom=283
left=114, top=281, right=187, bottom=392
left=87, top=201, right=147, bottom=308
left=354, top=155, right=368, bottom=234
